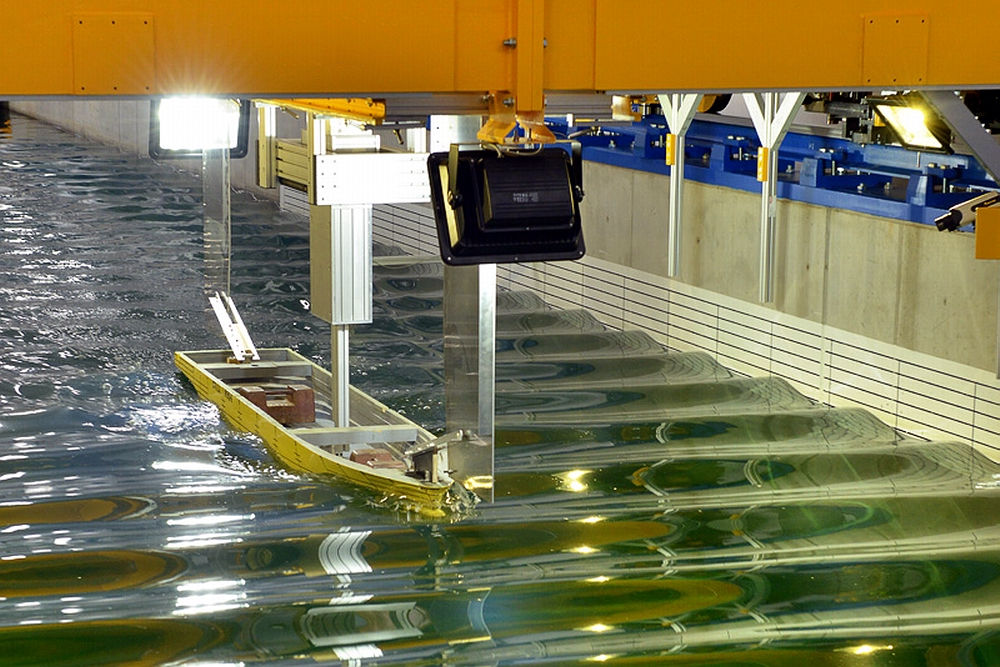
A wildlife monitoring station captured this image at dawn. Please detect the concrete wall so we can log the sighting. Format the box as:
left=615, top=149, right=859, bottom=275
left=581, top=161, right=1000, bottom=373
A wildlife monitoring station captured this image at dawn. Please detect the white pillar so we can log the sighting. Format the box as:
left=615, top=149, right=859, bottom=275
left=657, top=94, right=703, bottom=278
left=742, top=91, right=805, bottom=303
left=434, top=115, right=495, bottom=502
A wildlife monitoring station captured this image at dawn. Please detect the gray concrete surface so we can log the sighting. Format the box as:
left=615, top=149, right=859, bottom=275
left=581, top=161, right=1000, bottom=372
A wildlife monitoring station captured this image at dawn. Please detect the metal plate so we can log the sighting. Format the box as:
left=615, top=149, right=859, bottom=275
left=314, top=153, right=430, bottom=206
left=862, top=13, right=930, bottom=87
left=72, top=13, right=154, bottom=95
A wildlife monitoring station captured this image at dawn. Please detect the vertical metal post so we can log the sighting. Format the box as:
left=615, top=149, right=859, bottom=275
left=435, top=114, right=494, bottom=501
left=306, top=111, right=358, bottom=424
left=759, top=143, right=780, bottom=303
left=307, top=112, right=327, bottom=205
left=202, top=147, right=231, bottom=297
left=257, top=104, right=277, bottom=189
left=316, top=203, right=372, bottom=427
left=668, top=132, right=686, bottom=277
left=657, top=94, right=703, bottom=278
left=759, top=93, right=779, bottom=304
left=331, top=325, right=350, bottom=426
left=743, top=91, right=805, bottom=303
left=443, top=263, right=496, bottom=502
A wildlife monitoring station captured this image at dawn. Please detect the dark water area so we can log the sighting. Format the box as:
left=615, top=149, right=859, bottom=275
left=4, top=114, right=1000, bottom=665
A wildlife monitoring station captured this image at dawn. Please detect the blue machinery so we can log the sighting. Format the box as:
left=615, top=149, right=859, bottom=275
left=548, top=115, right=999, bottom=227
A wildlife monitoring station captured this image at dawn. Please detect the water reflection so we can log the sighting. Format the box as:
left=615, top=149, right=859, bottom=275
left=4, top=113, right=1000, bottom=665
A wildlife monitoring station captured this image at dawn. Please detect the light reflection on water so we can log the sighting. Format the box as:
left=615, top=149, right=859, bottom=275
left=4, top=114, right=1000, bottom=665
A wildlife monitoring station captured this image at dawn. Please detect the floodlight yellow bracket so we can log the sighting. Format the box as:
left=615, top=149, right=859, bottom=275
left=477, top=92, right=556, bottom=145
left=516, top=110, right=556, bottom=144
left=475, top=0, right=555, bottom=146
left=478, top=92, right=518, bottom=144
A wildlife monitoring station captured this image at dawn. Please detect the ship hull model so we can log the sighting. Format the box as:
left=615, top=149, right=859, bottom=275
left=175, top=348, right=453, bottom=515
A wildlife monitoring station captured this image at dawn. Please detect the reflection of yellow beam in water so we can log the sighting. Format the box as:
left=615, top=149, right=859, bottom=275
left=576, top=646, right=923, bottom=665
left=237, top=519, right=673, bottom=576
left=0, top=618, right=227, bottom=666
left=0, top=549, right=187, bottom=597
left=478, top=578, right=743, bottom=639
left=270, top=577, right=743, bottom=652
left=0, top=496, right=153, bottom=525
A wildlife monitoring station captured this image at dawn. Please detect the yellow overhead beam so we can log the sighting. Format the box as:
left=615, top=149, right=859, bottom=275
left=256, top=99, right=386, bottom=125
left=4, top=1, right=1000, bottom=108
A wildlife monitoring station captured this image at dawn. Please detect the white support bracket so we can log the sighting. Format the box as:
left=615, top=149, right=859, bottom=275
left=307, top=115, right=382, bottom=428
left=742, top=91, right=806, bottom=303
left=256, top=103, right=277, bottom=189
left=208, top=291, right=260, bottom=362
left=657, top=93, right=703, bottom=278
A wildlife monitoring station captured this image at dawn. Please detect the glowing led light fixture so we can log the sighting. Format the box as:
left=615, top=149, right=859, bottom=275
left=870, top=94, right=952, bottom=153
left=149, top=97, right=250, bottom=158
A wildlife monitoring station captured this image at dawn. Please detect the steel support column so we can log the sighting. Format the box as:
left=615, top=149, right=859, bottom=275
left=311, top=202, right=373, bottom=428
left=657, top=93, right=702, bottom=278
left=443, top=264, right=496, bottom=502
left=306, top=113, right=379, bottom=427
left=438, top=116, right=495, bottom=501
left=257, top=103, right=276, bottom=189
left=743, top=91, right=805, bottom=303
left=331, top=325, right=350, bottom=426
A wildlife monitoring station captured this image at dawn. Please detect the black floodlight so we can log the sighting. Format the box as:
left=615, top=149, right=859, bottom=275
left=427, top=144, right=585, bottom=265
left=870, top=94, right=952, bottom=153
left=149, top=98, right=251, bottom=159
left=934, top=191, right=1000, bottom=231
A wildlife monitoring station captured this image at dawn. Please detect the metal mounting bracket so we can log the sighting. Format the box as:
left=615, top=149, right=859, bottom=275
left=208, top=291, right=260, bottom=362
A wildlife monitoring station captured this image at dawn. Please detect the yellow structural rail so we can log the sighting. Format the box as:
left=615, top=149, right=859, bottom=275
left=3, top=1, right=1000, bottom=114
left=256, top=99, right=385, bottom=124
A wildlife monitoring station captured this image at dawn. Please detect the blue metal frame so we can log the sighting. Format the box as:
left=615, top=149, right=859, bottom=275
left=548, top=116, right=998, bottom=227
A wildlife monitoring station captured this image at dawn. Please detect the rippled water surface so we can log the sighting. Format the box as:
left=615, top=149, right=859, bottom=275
left=5, top=115, right=1000, bottom=665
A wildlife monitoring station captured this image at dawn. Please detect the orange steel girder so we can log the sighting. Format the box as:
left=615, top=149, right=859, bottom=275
left=4, top=1, right=1000, bottom=111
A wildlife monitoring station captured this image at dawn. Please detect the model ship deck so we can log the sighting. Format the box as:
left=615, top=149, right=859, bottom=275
left=174, top=348, right=453, bottom=514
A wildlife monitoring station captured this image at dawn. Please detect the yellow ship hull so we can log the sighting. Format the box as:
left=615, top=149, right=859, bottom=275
left=174, top=349, right=452, bottom=516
